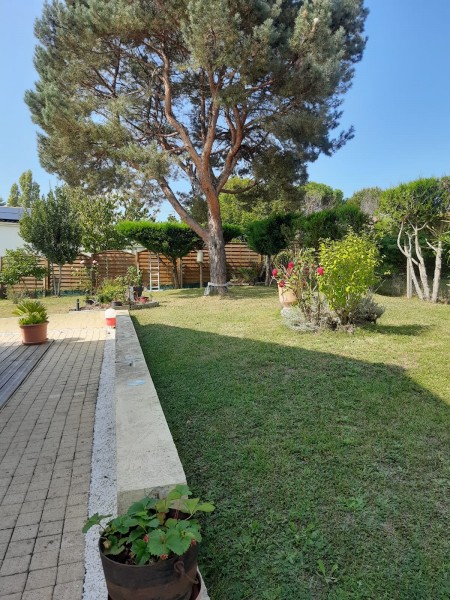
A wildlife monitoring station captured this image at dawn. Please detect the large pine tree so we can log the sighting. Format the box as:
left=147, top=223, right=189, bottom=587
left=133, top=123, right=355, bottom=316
left=26, top=0, right=368, bottom=292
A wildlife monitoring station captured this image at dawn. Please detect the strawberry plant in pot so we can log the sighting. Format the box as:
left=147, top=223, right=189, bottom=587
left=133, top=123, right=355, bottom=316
left=13, top=299, right=49, bottom=345
left=83, top=484, right=215, bottom=600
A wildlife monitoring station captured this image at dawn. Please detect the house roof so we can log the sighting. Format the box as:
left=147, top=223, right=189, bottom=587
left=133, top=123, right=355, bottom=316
left=0, top=207, right=25, bottom=222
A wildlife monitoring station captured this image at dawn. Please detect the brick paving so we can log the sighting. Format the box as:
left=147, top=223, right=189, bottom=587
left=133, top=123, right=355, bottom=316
left=0, top=317, right=106, bottom=599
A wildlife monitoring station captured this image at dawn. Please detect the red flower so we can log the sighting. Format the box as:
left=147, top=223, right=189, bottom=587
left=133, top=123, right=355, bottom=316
left=317, top=266, right=325, bottom=276
left=143, top=535, right=149, bottom=543
left=160, top=554, right=169, bottom=560
left=287, top=262, right=295, bottom=269
left=272, top=268, right=278, bottom=276
left=279, top=280, right=286, bottom=288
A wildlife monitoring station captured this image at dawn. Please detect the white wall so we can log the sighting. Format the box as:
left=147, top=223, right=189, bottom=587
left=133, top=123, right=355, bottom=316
left=0, top=222, right=24, bottom=257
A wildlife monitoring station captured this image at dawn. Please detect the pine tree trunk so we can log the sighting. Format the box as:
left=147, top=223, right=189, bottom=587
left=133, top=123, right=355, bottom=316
left=431, top=240, right=443, bottom=303
left=207, top=205, right=227, bottom=295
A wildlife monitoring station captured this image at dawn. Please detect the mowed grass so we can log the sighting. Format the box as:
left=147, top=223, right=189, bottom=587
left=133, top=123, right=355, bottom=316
left=132, top=288, right=450, bottom=600
left=0, top=295, right=76, bottom=319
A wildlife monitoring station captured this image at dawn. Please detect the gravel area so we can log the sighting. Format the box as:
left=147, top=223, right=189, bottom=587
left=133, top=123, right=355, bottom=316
left=83, top=330, right=117, bottom=600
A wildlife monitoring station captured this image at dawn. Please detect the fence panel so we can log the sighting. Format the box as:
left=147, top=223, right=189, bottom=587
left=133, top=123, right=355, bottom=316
left=1, top=243, right=262, bottom=293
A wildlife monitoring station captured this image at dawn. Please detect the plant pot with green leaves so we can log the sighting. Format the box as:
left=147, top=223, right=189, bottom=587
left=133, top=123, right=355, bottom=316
left=13, top=299, right=49, bottom=345
left=83, top=484, right=215, bottom=600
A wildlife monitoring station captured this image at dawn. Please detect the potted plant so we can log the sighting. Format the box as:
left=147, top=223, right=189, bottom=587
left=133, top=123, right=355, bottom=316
left=83, top=484, right=214, bottom=600
left=126, top=266, right=144, bottom=300
left=97, top=276, right=128, bottom=307
left=13, top=299, right=49, bottom=345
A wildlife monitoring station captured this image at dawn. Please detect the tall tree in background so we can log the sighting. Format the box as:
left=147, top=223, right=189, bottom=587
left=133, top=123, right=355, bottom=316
left=7, top=183, right=20, bottom=207
left=301, top=182, right=344, bottom=215
left=7, top=171, right=40, bottom=207
left=20, top=186, right=82, bottom=296
left=347, top=186, right=382, bottom=216
left=27, top=0, right=368, bottom=294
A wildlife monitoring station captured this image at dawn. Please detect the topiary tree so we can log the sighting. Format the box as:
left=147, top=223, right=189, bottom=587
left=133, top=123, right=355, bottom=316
left=117, top=221, right=200, bottom=288
left=298, top=203, right=368, bottom=248
left=318, top=231, right=380, bottom=324
left=245, top=213, right=296, bottom=285
left=20, top=186, right=82, bottom=296
left=26, top=0, right=368, bottom=295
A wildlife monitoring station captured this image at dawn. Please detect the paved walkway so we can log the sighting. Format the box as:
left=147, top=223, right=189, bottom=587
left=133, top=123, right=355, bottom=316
left=0, top=313, right=106, bottom=600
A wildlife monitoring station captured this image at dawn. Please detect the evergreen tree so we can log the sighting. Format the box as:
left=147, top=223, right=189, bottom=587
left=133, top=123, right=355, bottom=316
left=7, top=171, right=40, bottom=208
left=20, top=186, right=82, bottom=296
left=7, top=183, right=20, bottom=207
left=26, top=0, right=368, bottom=294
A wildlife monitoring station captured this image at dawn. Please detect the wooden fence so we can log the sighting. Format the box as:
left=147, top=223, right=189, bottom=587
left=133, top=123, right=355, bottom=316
left=0, top=244, right=261, bottom=293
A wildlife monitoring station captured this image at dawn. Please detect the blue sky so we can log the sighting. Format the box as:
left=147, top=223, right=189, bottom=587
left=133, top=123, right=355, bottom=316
left=1, top=0, right=449, bottom=217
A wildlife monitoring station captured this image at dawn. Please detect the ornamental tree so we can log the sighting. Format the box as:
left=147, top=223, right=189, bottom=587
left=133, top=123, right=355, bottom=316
left=26, top=0, right=368, bottom=294
left=245, top=213, right=296, bottom=285
left=378, top=178, right=450, bottom=302
left=0, top=248, right=48, bottom=294
left=20, top=186, right=82, bottom=296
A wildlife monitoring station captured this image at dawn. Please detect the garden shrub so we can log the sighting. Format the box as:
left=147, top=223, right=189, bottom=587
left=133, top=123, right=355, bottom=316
left=319, top=231, right=380, bottom=324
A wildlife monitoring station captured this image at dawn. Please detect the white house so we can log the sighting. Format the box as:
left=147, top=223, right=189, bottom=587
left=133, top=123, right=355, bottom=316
left=0, top=207, right=25, bottom=258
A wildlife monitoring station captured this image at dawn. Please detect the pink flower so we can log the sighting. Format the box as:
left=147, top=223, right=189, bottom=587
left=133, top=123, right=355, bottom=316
left=143, top=535, right=149, bottom=543
left=160, top=554, right=168, bottom=560
left=317, top=266, right=325, bottom=276
left=287, top=262, right=295, bottom=269
left=278, top=280, right=286, bottom=288
left=92, top=259, right=98, bottom=265
left=272, top=269, right=278, bottom=276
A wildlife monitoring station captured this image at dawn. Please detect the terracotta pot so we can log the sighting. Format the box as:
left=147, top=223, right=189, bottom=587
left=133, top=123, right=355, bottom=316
left=278, top=285, right=297, bottom=307
left=19, top=322, right=49, bottom=345
left=100, top=542, right=198, bottom=600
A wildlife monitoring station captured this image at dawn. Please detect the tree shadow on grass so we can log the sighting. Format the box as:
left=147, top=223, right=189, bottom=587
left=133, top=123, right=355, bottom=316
left=364, top=323, right=433, bottom=336
left=136, top=323, right=450, bottom=600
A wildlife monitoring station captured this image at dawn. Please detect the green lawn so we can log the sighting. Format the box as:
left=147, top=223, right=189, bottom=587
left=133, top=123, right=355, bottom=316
left=135, top=289, right=448, bottom=599
left=0, top=295, right=78, bottom=319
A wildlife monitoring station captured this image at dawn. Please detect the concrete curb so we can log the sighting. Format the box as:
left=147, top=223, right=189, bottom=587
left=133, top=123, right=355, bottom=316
left=115, top=313, right=210, bottom=599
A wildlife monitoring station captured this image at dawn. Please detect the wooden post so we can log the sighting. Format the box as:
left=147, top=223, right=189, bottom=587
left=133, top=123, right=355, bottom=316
left=199, top=263, right=203, bottom=288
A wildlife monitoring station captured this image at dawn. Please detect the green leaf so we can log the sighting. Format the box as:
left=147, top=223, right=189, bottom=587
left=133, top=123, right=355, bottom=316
left=147, top=530, right=169, bottom=557
left=82, top=513, right=111, bottom=534
left=131, top=539, right=151, bottom=565
left=196, top=502, right=215, bottom=513
left=166, top=529, right=191, bottom=556
left=167, top=484, right=191, bottom=501
left=180, top=498, right=199, bottom=515
left=127, top=497, right=157, bottom=515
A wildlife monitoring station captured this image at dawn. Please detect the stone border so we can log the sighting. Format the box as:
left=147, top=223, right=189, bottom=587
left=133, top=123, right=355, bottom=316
left=114, top=313, right=210, bottom=599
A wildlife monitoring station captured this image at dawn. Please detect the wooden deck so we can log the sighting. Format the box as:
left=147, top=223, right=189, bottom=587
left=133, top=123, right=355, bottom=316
left=0, top=339, right=53, bottom=409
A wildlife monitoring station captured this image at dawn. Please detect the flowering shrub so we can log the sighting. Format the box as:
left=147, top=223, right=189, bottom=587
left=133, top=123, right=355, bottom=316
left=273, top=249, right=326, bottom=325
left=318, top=231, right=380, bottom=324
